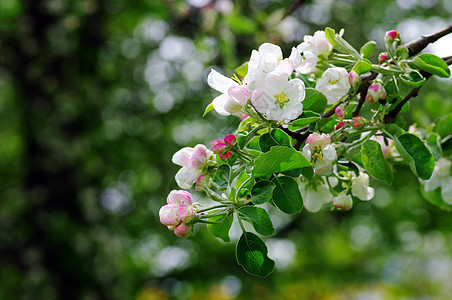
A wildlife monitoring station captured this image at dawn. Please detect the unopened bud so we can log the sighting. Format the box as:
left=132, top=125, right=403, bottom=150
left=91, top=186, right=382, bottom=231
left=335, top=121, right=346, bottom=131
left=353, top=116, right=364, bottom=128
left=174, top=223, right=193, bottom=238
left=224, top=134, right=237, bottom=147
left=332, top=194, right=353, bottom=210
left=219, top=152, right=233, bottom=161
left=378, top=52, right=389, bottom=64
left=385, top=30, right=399, bottom=43
left=305, top=132, right=331, bottom=147
left=348, top=70, right=360, bottom=87
left=335, top=106, right=345, bottom=119
left=210, top=139, right=227, bottom=154
left=367, top=82, right=386, bottom=104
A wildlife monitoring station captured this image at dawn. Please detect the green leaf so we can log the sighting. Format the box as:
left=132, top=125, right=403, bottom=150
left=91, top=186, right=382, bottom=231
left=385, top=77, right=399, bottom=102
left=413, top=54, right=451, bottom=78
left=238, top=207, right=275, bottom=236
left=271, top=175, right=303, bottom=214
left=288, top=114, right=320, bottom=130
left=399, top=70, right=425, bottom=87
left=303, top=88, right=328, bottom=114
left=236, top=232, right=274, bottom=277
left=259, top=128, right=291, bottom=152
left=324, top=27, right=361, bottom=59
left=317, top=116, right=335, bottom=133
left=436, top=113, right=452, bottom=138
left=426, top=132, right=442, bottom=160
left=360, top=41, right=376, bottom=58
left=213, top=164, right=231, bottom=189
left=251, top=181, right=275, bottom=204
left=396, top=47, right=409, bottom=60
left=252, top=146, right=311, bottom=178
left=385, top=123, right=405, bottom=137
left=394, top=133, right=435, bottom=180
left=420, top=184, right=452, bottom=211
left=235, top=62, right=248, bottom=77
left=361, top=140, right=393, bottom=184
left=203, top=103, right=215, bottom=117
left=247, top=136, right=261, bottom=151
left=352, top=59, right=372, bottom=75
left=207, top=214, right=233, bottom=242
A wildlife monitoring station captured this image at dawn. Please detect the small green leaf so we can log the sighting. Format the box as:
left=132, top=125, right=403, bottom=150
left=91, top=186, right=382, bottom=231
left=360, top=41, right=376, bottom=58
left=352, top=59, right=372, bottom=75
left=385, top=123, right=405, bottom=137
left=271, top=175, right=303, bottom=214
left=396, top=47, right=409, bottom=60
left=259, top=128, right=291, bottom=152
left=288, top=114, right=320, bottom=130
left=394, top=133, right=435, bottom=180
left=203, top=103, right=215, bottom=117
left=235, top=62, right=248, bottom=77
left=317, top=116, right=335, bottom=133
left=303, top=88, right=328, bottom=114
left=252, top=146, right=312, bottom=177
left=208, top=214, right=233, bottom=242
left=247, top=136, right=261, bottom=151
left=436, top=113, right=452, bottom=138
left=251, top=181, right=275, bottom=204
left=213, top=164, right=231, bottom=189
left=413, top=54, right=451, bottom=78
left=361, top=140, right=393, bottom=184
left=385, top=77, right=399, bottom=102
left=236, top=232, right=275, bottom=277
left=399, top=70, right=425, bottom=87
left=238, top=207, right=275, bottom=236
left=324, top=27, right=361, bottom=59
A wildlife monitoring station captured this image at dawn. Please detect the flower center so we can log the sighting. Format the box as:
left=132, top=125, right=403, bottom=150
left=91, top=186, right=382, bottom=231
left=274, top=91, right=290, bottom=109
left=329, top=79, right=338, bottom=85
left=311, top=146, right=323, bottom=163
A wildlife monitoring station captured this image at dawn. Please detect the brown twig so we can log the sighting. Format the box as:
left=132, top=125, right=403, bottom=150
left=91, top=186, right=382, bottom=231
left=281, top=0, right=307, bottom=21
left=401, top=24, right=452, bottom=57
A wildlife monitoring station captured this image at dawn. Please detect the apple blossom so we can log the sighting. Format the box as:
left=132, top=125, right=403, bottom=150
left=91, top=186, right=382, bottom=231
left=159, top=190, right=195, bottom=237
left=366, top=82, right=386, bottom=104
left=335, top=106, right=345, bottom=119
left=315, top=67, right=351, bottom=104
left=423, top=158, right=452, bottom=204
left=210, top=139, right=227, bottom=154
left=224, top=134, right=237, bottom=146
left=332, top=193, right=353, bottom=210
left=351, top=173, right=375, bottom=201
left=348, top=70, right=360, bottom=87
left=335, top=121, right=346, bottom=131
left=220, top=152, right=233, bottom=161
left=298, top=180, right=333, bottom=213
left=353, top=116, right=364, bottom=128
left=302, top=133, right=337, bottom=174
left=296, top=31, right=332, bottom=74
left=379, top=52, right=389, bottom=64
left=207, top=69, right=249, bottom=116
left=172, top=144, right=214, bottom=189
left=385, top=30, right=399, bottom=43
left=251, top=71, right=305, bottom=122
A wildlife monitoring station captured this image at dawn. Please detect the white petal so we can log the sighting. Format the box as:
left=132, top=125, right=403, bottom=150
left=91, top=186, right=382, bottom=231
left=251, top=87, right=271, bottom=114
left=322, top=145, right=337, bottom=161
left=207, top=69, right=236, bottom=94
left=212, top=94, right=231, bottom=116
left=424, top=174, right=441, bottom=192
left=303, top=189, right=323, bottom=213
left=441, top=177, right=452, bottom=204
left=172, top=147, right=194, bottom=167
left=224, top=96, right=243, bottom=114
left=289, top=47, right=302, bottom=68
left=302, top=144, right=312, bottom=161
left=175, top=167, right=199, bottom=189
left=258, top=43, right=283, bottom=72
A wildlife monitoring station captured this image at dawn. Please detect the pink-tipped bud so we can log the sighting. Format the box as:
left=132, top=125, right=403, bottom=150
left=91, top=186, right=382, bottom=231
left=353, top=116, right=364, bottom=128
left=219, top=152, right=233, bottom=161
left=367, top=82, right=386, bottom=104
left=348, top=70, right=360, bottom=87
left=332, top=194, right=353, bottom=211
left=224, top=134, right=237, bottom=147
left=335, top=121, right=346, bottom=131
left=210, top=139, right=227, bottom=154
left=385, top=30, right=399, bottom=43
left=335, top=106, right=345, bottom=119
left=378, top=52, right=389, bottom=64
left=305, top=132, right=331, bottom=148
left=174, top=223, right=193, bottom=238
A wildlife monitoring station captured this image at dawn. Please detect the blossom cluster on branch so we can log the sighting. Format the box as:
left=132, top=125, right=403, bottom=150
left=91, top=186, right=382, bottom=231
left=160, top=26, right=452, bottom=277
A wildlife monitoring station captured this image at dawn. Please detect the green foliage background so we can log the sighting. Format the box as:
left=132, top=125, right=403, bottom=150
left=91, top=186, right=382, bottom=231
left=0, top=0, right=451, bottom=299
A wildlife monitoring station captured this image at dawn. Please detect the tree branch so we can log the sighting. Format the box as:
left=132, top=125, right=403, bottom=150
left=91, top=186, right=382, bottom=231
left=402, top=24, right=452, bottom=57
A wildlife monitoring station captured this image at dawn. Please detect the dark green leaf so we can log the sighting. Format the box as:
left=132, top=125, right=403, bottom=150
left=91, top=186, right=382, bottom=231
left=252, top=146, right=311, bottom=177
left=271, top=176, right=303, bottom=214
left=251, top=181, right=275, bottom=205
left=259, top=128, right=291, bottom=152
left=361, top=140, right=393, bottom=184
left=303, top=88, right=328, bottom=114
left=436, top=113, right=452, bottom=138
left=394, top=133, right=435, bottom=180
left=213, top=164, right=231, bottom=189
left=399, top=70, right=425, bottom=87
left=236, top=232, right=274, bottom=277
left=396, top=47, right=409, bottom=60
left=238, top=207, right=275, bottom=236
left=413, top=54, right=451, bottom=78
left=207, top=214, right=233, bottom=242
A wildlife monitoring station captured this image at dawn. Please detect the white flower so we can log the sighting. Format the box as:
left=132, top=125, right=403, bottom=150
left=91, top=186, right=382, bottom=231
left=207, top=69, right=250, bottom=116
left=172, top=144, right=214, bottom=189
left=423, top=158, right=452, bottom=204
left=244, top=43, right=301, bottom=91
left=332, top=193, right=353, bottom=210
left=251, top=71, right=305, bottom=122
left=302, top=133, right=337, bottom=174
left=315, top=67, right=351, bottom=104
left=296, top=31, right=332, bottom=74
left=298, top=181, right=333, bottom=213
left=351, top=173, right=375, bottom=201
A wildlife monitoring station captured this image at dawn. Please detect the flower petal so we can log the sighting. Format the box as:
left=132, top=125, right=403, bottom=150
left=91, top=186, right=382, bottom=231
left=159, top=204, right=180, bottom=226
left=207, top=69, right=237, bottom=94
left=175, top=167, right=199, bottom=189
left=172, top=147, right=194, bottom=167
left=212, top=94, right=231, bottom=116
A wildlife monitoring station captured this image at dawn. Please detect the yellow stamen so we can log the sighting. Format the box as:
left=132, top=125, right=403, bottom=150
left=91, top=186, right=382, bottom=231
left=274, top=91, right=290, bottom=109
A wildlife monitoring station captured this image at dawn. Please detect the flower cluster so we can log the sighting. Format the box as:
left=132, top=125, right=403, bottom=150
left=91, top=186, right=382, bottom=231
left=159, top=190, right=196, bottom=237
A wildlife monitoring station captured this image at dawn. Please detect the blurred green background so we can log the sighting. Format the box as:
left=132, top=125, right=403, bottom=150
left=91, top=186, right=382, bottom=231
left=1, top=0, right=452, bottom=299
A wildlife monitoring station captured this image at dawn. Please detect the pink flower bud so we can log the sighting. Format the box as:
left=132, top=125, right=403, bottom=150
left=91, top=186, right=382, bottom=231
left=210, top=139, right=227, bottom=154
left=378, top=52, right=389, bottom=64
left=159, top=204, right=180, bottom=226
left=305, top=132, right=331, bottom=148
left=353, top=116, right=364, bottom=128
left=179, top=200, right=195, bottom=223
left=385, top=30, right=399, bottom=43
left=174, top=223, right=193, bottom=238
left=228, top=86, right=249, bottom=106
left=219, top=152, right=233, bottom=161
left=224, top=134, right=237, bottom=147
left=333, top=194, right=353, bottom=210
left=335, top=121, right=346, bottom=131
left=348, top=70, right=360, bottom=87
left=367, top=82, right=386, bottom=104
left=167, top=190, right=193, bottom=205
left=335, top=106, right=345, bottom=119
